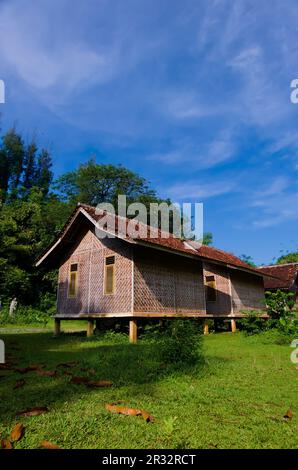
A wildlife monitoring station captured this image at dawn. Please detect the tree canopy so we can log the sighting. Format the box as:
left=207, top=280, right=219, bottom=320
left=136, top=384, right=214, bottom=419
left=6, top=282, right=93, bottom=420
left=276, top=252, right=298, bottom=264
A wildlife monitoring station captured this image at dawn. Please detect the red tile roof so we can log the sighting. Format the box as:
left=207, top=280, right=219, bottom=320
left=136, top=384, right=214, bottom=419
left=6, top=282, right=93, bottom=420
left=258, top=263, right=298, bottom=289
left=36, top=203, right=271, bottom=278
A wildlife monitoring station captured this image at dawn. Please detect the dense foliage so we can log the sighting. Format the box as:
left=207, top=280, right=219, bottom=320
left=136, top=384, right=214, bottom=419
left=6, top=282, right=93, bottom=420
left=145, top=319, right=203, bottom=366
left=276, top=252, right=298, bottom=264
left=238, top=290, right=298, bottom=343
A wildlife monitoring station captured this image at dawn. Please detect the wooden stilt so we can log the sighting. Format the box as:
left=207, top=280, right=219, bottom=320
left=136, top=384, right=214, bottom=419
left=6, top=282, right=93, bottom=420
left=231, top=319, right=237, bottom=333
left=87, top=320, right=94, bottom=337
left=203, top=321, right=209, bottom=335
left=54, top=319, right=61, bottom=337
left=129, top=319, right=138, bottom=344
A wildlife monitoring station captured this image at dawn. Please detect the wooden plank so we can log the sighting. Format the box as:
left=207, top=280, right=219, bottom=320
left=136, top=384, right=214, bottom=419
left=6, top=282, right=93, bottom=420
left=87, top=320, right=94, bottom=337
left=203, top=321, right=209, bottom=335
left=129, top=319, right=138, bottom=344
left=54, top=319, right=61, bottom=337
left=231, top=319, right=237, bottom=333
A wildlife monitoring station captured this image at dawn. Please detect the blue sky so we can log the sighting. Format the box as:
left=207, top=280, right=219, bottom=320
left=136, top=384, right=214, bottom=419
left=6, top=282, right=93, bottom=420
left=0, top=0, right=298, bottom=265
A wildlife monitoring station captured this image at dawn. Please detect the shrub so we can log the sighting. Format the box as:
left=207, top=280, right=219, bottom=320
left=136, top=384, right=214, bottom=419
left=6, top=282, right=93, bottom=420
left=238, top=310, right=268, bottom=335
left=156, top=319, right=203, bottom=366
left=0, top=305, right=51, bottom=326
left=265, top=290, right=295, bottom=322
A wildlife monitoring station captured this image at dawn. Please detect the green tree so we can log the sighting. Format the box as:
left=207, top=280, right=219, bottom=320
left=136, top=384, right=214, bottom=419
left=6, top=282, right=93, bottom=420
left=35, top=149, right=53, bottom=196
left=22, top=141, right=38, bottom=195
left=276, top=252, right=298, bottom=264
left=239, top=254, right=256, bottom=267
left=55, top=159, right=158, bottom=208
left=202, top=232, right=213, bottom=246
left=0, top=128, right=25, bottom=202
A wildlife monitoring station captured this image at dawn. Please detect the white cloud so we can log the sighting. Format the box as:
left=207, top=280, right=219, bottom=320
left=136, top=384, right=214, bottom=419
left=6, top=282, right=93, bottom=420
left=148, top=128, right=236, bottom=169
left=166, top=179, right=236, bottom=200
left=249, top=177, right=298, bottom=228
left=0, top=1, right=119, bottom=93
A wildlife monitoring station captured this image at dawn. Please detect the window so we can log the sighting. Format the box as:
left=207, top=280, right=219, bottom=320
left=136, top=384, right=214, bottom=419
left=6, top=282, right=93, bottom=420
left=68, top=263, right=78, bottom=298
left=205, top=275, right=217, bottom=302
left=104, top=256, right=115, bottom=294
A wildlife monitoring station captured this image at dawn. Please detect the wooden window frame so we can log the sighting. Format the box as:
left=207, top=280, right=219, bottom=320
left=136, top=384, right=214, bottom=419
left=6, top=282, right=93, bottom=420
left=205, top=274, right=217, bottom=302
left=104, top=255, right=116, bottom=295
left=68, top=262, right=78, bottom=298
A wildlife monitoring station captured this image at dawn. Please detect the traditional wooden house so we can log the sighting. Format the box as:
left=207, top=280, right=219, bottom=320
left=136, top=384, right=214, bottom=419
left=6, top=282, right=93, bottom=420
left=258, top=263, right=298, bottom=306
left=36, top=203, right=269, bottom=341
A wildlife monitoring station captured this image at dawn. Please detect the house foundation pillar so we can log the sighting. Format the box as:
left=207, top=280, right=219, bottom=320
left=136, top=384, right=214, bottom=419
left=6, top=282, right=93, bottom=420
left=231, top=319, right=237, bottom=333
left=54, top=319, right=61, bottom=337
left=203, top=321, right=209, bottom=335
left=129, top=319, right=138, bottom=344
left=87, top=320, right=94, bottom=337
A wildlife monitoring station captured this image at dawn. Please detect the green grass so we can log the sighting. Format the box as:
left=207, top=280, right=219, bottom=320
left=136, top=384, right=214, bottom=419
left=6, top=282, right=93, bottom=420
left=0, top=326, right=297, bottom=449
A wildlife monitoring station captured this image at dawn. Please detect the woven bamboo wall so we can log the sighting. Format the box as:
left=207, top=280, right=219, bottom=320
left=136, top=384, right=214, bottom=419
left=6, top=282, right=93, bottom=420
left=230, top=271, right=264, bottom=312
left=57, top=227, right=133, bottom=316
left=133, top=246, right=206, bottom=315
left=203, top=262, right=232, bottom=315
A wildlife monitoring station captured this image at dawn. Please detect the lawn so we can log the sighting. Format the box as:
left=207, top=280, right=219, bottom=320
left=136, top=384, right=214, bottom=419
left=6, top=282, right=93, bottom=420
left=0, top=324, right=297, bottom=449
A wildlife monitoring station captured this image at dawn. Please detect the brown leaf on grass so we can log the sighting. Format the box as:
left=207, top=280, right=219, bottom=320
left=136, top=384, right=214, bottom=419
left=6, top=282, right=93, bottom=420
left=10, top=423, right=25, bottom=442
left=13, top=379, right=25, bottom=390
left=86, top=380, right=113, bottom=388
left=40, top=440, right=60, bottom=449
left=105, top=404, right=154, bottom=422
left=0, top=439, right=13, bottom=449
left=140, top=410, right=154, bottom=423
left=69, top=376, right=90, bottom=384
left=17, top=406, right=49, bottom=417
left=284, top=409, right=294, bottom=419
left=36, top=370, right=58, bottom=377
left=15, top=364, right=44, bottom=374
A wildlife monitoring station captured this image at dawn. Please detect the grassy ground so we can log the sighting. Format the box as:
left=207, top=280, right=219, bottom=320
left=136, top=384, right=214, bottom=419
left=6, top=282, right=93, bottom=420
left=0, top=325, right=297, bottom=449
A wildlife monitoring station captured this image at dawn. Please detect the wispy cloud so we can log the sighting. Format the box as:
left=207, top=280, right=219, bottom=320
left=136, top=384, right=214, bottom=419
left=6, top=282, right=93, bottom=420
left=248, top=177, right=298, bottom=228
left=148, top=129, right=237, bottom=169
left=166, top=178, right=236, bottom=200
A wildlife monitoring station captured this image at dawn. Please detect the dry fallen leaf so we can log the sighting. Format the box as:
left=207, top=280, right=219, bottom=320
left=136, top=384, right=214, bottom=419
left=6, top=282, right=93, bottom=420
left=140, top=410, right=154, bottom=423
left=10, top=423, right=25, bottom=442
left=0, top=438, right=13, bottom=449
left=17, top=406, right=49, bottom=417
left=69, top=376, right=90, bottom=384
left=284, top=409, right=294, bottom=419
left=86, top=380, right=113, bottom=388
left=105, top=404, right=154, bottom=422
left=40, top=440, right=60, bottom=449
left=13, top=379, right=25, bottom=390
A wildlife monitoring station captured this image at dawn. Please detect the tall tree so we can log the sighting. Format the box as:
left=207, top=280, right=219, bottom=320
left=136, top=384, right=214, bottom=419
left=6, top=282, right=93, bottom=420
left=22, top=141, right=37, bottom=195
left=35, top=149, right=53, bottom=196
left=0, top=128, right=25, bottom=202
